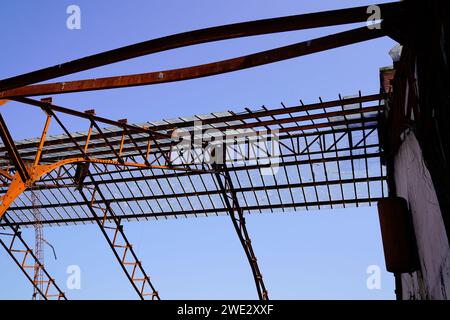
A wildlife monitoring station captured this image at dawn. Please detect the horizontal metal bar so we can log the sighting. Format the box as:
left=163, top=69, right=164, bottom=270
left=9, top=176, right=385, bottom=211
left=1, top=148, right=382, bottom=197
left=2, top=197, right=384, bottom=227
left=13, top=98, right=170, bottom=139
left=0, top=148, right=383, bottom=199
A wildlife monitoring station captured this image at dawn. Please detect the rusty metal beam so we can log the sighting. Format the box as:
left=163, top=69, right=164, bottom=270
left=213, top=163, right=268, bottom=300
left=0, top=114, right=30, bottom=182
left=0, top=2, right=402, bottom=92
left=1, top=197, right=384, bottom=228
left=0, top=168, right=12, bottom=181
left=2, top=25, right=386, bottom=98
left=13, top=97, right=170, bottom=139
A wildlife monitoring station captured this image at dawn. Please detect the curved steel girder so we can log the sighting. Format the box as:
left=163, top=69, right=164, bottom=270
left=0, top=157, right=168, bottom=219
left=2, top=25, right=385, bottom=98
left=0, top=2, right=403, bottom=92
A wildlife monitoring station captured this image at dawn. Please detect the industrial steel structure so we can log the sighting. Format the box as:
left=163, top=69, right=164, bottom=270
left=0, top=2, right=410, bottom=300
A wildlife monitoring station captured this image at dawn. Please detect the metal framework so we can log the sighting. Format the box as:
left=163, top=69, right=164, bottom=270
left=0, top=92, right=386, bottom=299
left=0, top=2, right=404, bottom=299
left=0, top=216, right=66, bottom=300
left=79, top=176, right=160, bottom=300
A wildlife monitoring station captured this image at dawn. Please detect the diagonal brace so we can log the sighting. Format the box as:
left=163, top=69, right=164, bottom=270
left=0, top=114, right=30, bottom=182
left=78, top=173, right=160, bottom=300
left=213, top=163, right=268, bottom=300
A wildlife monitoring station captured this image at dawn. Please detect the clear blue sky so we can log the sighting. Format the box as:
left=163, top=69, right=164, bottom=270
left=0, top=0, right=397, bottom=299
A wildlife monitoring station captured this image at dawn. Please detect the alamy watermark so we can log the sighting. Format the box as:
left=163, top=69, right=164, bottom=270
left=367, top=5, right=382, bottom=30
left=66, top=265, right=81, bottom=290
left=66, top=5, right=81, bottom=30
left=170, top=121, right=280, bottom=175
left=64, top=4, right=382, bottom=31
left=366, top=264, right=381, bottom=290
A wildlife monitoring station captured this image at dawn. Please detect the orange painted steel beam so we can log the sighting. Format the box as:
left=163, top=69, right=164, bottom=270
left=1, top=25, right=386, bottom=98
left=34, top=112, right=52, bottom=167
left=0, top=157, right=169, bottom=219
left=0, top=169, right=12, bottom=180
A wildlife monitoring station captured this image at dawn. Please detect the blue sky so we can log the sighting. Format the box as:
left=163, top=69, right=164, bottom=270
left=0, top=0, right=397, bottom=299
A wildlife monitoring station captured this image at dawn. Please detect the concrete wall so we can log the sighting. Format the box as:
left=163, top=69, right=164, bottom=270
left=394, top=131, right=450, bottom=299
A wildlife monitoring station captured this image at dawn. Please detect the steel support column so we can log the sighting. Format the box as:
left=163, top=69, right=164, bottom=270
left=213, top=163, right=268, bottom=300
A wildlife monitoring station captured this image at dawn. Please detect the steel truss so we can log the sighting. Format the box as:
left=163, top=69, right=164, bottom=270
left=0, top=98, right=174, bottom=298
left=0, top=2, right=403, bottom=299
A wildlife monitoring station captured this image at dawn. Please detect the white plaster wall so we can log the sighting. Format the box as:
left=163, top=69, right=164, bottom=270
left=394, top=131, right=450, bottom=299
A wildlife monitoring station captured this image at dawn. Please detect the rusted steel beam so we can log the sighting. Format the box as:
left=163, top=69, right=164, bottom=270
left=0, top=114, right=30, bottom=182
left=0, top=2, right=402, bottom=92
left=13, top=97, right=170, bottom=139
left=219, top=105, right=380, bottom=131
left=0, top=168, right=13, bottom=181
left=2, top=26, right=386, bottom=98
left=17, top=136, right=379, bottom=177
left=214, top=163, right=268, bottom=300
left=126, top=93, right=384, bottom=132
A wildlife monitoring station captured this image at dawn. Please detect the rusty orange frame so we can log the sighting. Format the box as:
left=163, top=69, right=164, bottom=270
left=0, top=109, right=169, bottom=219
